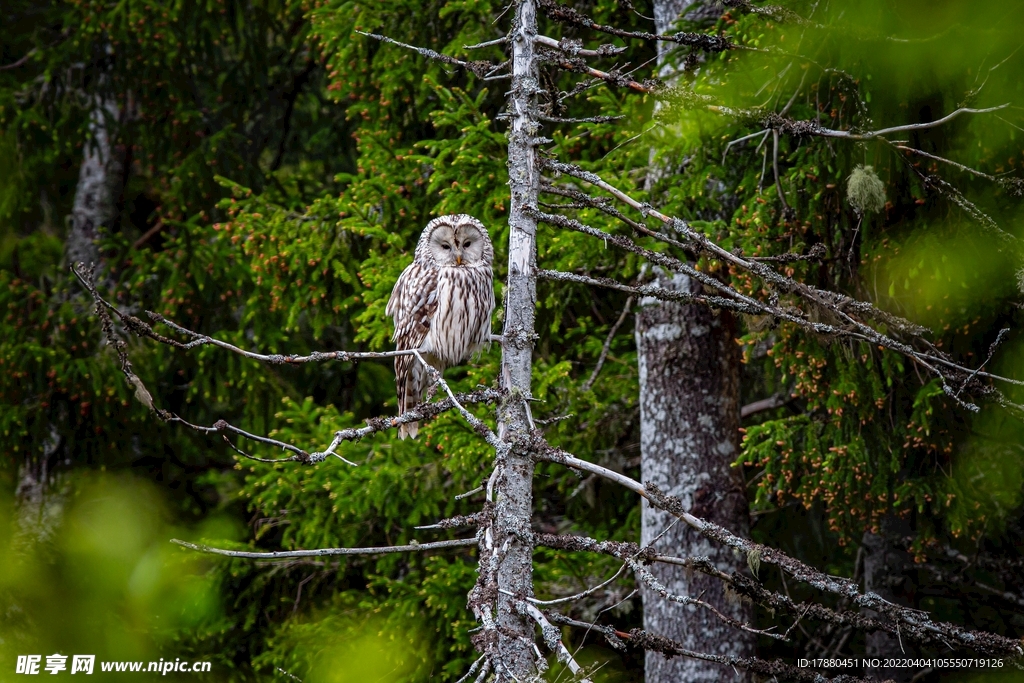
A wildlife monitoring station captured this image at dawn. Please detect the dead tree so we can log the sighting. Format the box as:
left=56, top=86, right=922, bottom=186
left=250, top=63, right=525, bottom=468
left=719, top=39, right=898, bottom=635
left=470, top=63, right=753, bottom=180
left=74, top=0, right=1024, bottom=681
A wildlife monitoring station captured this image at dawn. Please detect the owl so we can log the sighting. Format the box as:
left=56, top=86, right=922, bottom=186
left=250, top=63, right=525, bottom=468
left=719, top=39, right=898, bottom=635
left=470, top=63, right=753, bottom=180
left=386, top=214, right=496, bottom=439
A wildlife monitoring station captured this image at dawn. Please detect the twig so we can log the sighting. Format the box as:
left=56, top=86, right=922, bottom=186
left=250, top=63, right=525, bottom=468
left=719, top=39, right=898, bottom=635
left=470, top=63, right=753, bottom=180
left=455, top=485, right=486, bottom=501
left=275, top=666, right=304, bottom=682
left=741, top=394, right=792, bottom=418
left=171, top=537, right=478, bottom=559
left=0, top=49, right=37, bottom=71
left=521, top=602, right=595, bottom=682
left=765, top=103, right=1011, bottom=141
left=463, top=36, right=508, bottom=50
left=453, top=656, right=489, bottom=683
left=537, top=0, right=732, bottom=52
left=538, top=113, right=625, bottom=124
left=531, top=442, right=1024, bottom=657
left=896, top=145, right=1000, bottom=181
left=581, top=295, right=634, bottom=391
left=535, top=34, right=625, bottom=58
left=357, top=31, right=496, bottom=77
left=529, top=562, right=629, bottom=606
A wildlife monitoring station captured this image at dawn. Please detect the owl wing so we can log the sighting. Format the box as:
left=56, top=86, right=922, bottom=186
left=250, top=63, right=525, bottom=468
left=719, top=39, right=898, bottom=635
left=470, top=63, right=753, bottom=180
left=386, top=259, right=439, bottom=439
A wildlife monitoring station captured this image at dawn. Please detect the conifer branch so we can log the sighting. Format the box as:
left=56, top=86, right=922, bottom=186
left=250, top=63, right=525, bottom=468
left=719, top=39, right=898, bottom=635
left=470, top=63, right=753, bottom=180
left=171, top=537, right=478, bottom=559
left=532, top=442, right=1024, bottom=657
left=537, top=161, right=1024, bottom=396
left=357, top=31, right=497, bottom=77
left=553, top=616, right=888, bottom=683
left=535, top=34, right=626, bottom=58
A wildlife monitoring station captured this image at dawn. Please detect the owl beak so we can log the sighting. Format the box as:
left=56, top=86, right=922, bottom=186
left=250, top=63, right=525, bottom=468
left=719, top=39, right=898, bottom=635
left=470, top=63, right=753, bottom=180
left=455, top=254, right=462, bottom=266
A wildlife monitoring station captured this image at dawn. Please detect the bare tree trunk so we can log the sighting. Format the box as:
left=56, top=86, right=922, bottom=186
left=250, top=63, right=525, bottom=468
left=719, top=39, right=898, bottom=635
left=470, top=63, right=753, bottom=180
left=65, top=93, right=123, bottom=267
left=637, top=4, right=754, bottom=681
left=19, top=92, right=122, bottom=548
left=863, top=516, right=916, bottom=682
left=488, top=0, right=540, bottom=678
left=13, top=423, right=66, bottom=550
left=636, top=271, right=753, bottom=682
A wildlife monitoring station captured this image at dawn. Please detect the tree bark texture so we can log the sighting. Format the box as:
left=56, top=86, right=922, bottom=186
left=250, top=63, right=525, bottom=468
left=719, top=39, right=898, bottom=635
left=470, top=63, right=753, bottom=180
left=489, top=0, right=540, bottom=678
left=65, top=94, right=123, bottom=267
left=862, top=516, right=916, bottom=682
left=636, top=271, right=754, bottom=683
left=636, top=3, right=755, bottom=678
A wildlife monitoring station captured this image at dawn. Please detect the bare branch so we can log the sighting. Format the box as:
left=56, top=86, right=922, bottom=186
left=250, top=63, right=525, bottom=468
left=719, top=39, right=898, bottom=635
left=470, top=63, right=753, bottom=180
left=535, top=533, right=907, bottom=643
left=357, top=31, right=496, bottom=77
left=539, top=161, right=1024, bottom=397
left=453, top=656, right=490, bottom=683
left=624, top=625, right=886, bottom=683
left=528, top=562, right=628, bottom=607
left=149, top=310, right=421, bottom=365
left=548, top=609, right=887, bottom=683
left=896, top=145, right=1002, bottom=182
left=538, top=113, right=625, bottom=124
left=627, top=556, right=789, bottom=640
left=581, top=295, right=634, bottom=391
left=0, top=49, right=37, bottom=71
left=171, top=537, right=478, bottom=559
left=463, top=36, right=508, bottom=50
left=535, top=34, right=625, bottom=58
left=173, top=388, right=501, bottom=465
left=520, top=601, right=595, bottom=682
left=537, top=0, right=732, bottom=52
left=531, top=443, right=1024, bottom=657
left=741, top=394, right=791, bottom=418
left=764, top=104, right=1011, bottom=141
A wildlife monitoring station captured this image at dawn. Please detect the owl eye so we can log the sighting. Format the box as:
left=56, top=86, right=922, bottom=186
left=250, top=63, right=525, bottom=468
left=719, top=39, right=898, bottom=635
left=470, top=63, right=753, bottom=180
left=441, top=243, right=452, bottom=250
left=463, top=241, right=472, bottom=249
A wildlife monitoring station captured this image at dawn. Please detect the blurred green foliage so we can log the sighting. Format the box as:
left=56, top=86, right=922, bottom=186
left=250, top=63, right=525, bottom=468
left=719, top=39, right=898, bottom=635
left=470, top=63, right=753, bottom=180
left=0, top=476, right=226, bottom=680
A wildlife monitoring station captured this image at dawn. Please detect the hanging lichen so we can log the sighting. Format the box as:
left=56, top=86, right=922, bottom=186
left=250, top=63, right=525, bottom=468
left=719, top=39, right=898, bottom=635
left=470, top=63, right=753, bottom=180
left=846, top=164, right=887, bottom=213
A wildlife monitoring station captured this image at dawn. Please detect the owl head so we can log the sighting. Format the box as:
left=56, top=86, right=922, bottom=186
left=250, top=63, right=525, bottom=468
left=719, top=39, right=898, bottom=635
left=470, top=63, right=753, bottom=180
left=415, top=214, right=494, bottom=268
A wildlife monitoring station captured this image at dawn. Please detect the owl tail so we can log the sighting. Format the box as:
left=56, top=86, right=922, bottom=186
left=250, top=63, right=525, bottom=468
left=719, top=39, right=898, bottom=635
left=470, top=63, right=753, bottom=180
left=396, top=358, right=426, bottom=440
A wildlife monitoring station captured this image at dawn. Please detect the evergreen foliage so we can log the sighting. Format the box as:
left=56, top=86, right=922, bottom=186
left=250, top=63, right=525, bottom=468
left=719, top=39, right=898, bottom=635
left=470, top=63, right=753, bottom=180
left=3, top=0, right=1024, bottom=679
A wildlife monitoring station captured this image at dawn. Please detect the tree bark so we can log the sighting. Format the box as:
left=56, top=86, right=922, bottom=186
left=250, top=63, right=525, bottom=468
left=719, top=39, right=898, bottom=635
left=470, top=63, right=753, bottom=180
left=636, top=271, right=754, bottom=682
left=637, top=5, right=754, bottom=680
left=862, top=516, right=916, bottom=682
left=488, top=0, right=541, bottom=678
left=65, top=93, right=123, bottom=267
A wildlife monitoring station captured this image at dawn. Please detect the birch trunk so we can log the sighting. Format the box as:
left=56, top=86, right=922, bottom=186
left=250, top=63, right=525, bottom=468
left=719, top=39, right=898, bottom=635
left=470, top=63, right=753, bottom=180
left=65, top=93, right=123, bottom=267
left=638, top=3, right=754, bottom=680
left=18, top=94, right=121, bottom=547
left=490, top=0, right=540, bottom=678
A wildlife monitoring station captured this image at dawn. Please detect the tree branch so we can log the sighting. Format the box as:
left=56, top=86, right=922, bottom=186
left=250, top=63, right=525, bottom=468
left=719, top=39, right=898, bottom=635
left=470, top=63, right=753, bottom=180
left=520, top=601, right=594, bottom=682
left=358, top=31, right=497, bottom=77
left=171, top=537, right=478, bottom=559
left=537, top=0, right=732, bottom=52
left=531, top=441, right=1024, bottom=657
